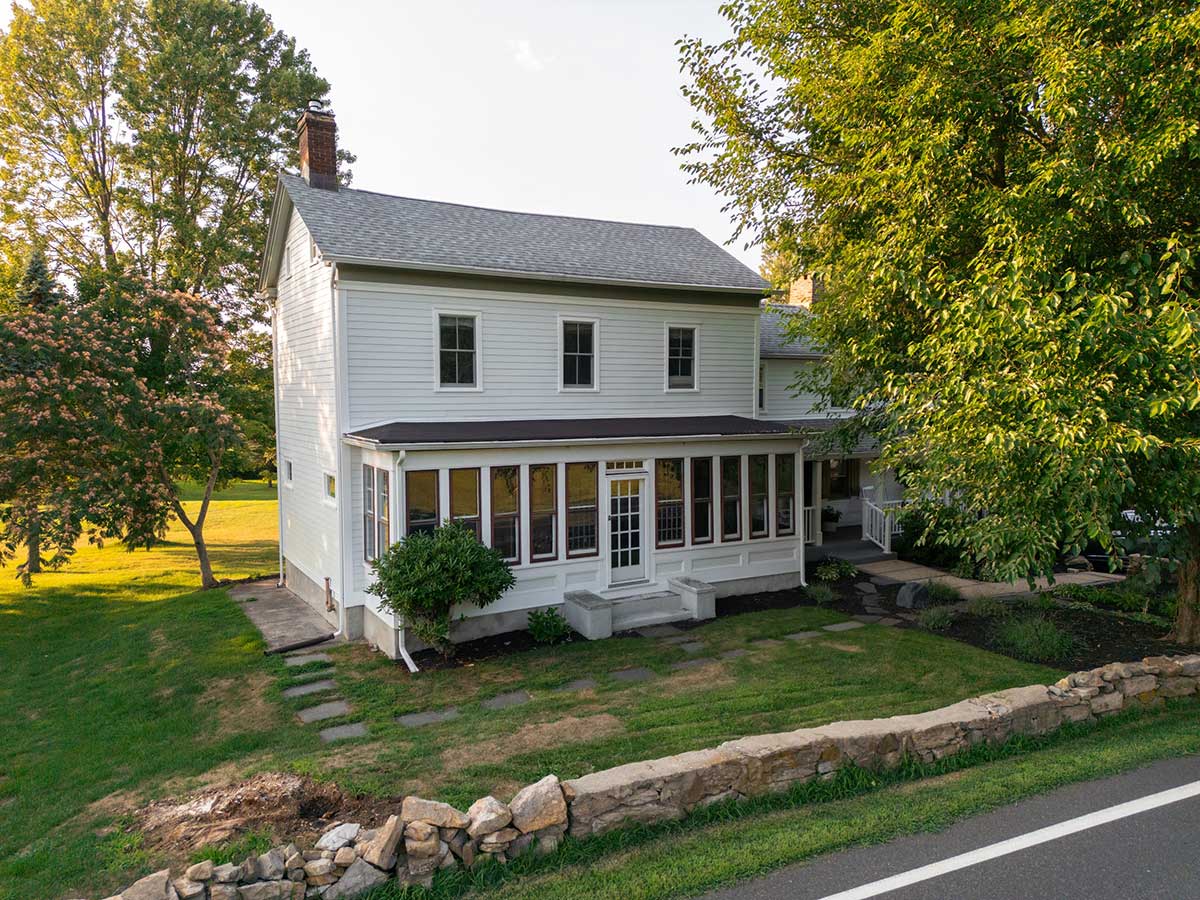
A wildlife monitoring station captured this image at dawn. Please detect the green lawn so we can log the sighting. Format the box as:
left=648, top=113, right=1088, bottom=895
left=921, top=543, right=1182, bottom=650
left=0, top=482, right=1144, bottom=900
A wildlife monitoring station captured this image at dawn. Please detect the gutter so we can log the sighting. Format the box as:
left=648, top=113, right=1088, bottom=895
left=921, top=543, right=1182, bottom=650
left=341, top=431, right=802, bottom=453
left=263, top=288, right=285, bottom=588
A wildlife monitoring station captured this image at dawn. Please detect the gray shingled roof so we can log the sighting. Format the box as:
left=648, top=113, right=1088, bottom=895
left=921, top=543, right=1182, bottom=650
left=278, top=173, right=768, bottom=292
left=760, top=303, right=823, bottom=358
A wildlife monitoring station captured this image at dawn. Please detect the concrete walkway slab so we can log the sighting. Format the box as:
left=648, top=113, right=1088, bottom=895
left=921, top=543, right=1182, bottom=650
left=297, top=700, right=350, bottom=724
left=320, top=722, right=368, bottom=743
left=610, top=667, right=655, bottom=683
left=671, top=658, right=717, bottom=671
left=678, top=641, right=707, bottom=655
left=232, top=579, right=335, bottom=653
left=785, top=631, right=822, bottom=641
left=396, top=707, right=460, bottom=728
left=853, top=615, right=882, bottom=624
left=282, top=679, right=337, bottom=699
left=482, top=690, right=532, bottom=711
left=750, top=638, right=784, bottom=648
left=856, top=559, right=1125, bottom=603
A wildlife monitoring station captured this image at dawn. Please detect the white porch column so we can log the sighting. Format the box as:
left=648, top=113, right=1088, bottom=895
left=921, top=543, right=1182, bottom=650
left=812, top=459, right=824, bottom=547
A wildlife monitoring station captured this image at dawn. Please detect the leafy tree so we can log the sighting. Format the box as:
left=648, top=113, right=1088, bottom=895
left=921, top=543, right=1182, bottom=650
left=369, top=523, right=516, bottom=658
left=679, top=0, right=1200, bottom=642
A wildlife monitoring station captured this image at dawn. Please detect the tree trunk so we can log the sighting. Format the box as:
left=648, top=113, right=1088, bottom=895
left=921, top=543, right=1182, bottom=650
left=1168, top=523, right=1200, bottom=646
left=25, top=516, right=41, bottom=575
left=192, top=530, right=217, bottom=589
left=168, top=457, right=222, bottom=590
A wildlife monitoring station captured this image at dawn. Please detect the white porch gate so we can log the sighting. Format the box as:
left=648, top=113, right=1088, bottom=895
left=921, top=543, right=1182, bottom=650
left=862, top=499, right=906, bottom=553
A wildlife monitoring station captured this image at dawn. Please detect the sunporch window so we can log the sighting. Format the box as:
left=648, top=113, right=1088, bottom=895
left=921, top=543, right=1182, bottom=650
left=449, top=468, right=481, bottom=538
left=720, top=455, right=742, bottom=541
left=566, top=462, right=599, bottom=557
left=405, top=470, right=439, bottom=536
left=655, top=458, right=685, bottom=547
left=491, top=466, right=520, bottom=563
left=530, top=464, right=558, bottom=561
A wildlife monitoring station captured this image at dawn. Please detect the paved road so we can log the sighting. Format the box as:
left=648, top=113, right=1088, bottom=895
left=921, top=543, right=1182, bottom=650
left=704, top=754, right=1200, bottom=900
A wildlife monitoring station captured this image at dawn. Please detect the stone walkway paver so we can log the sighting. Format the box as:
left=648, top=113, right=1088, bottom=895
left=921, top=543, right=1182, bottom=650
left=750, top=637, right=784, bottom=648
left=397, top=707, right=460, bottom=727
left=822, top=621, right=866, bottom=632
left=320, top=722, right=368, bottom=743
left=284, top=651, right=332, bottom=668
left=482, top=689, right=532, bottom=711
left=678, top=641, right=707, bottom=655
left=785, top=631, right=821, bottom=641
left=610, top=666, right=655, bottom=683
left=660, top=634, right=697, bottom=645
left=638, top=624, right=684, bottom=638
left=856, top=559, right=1125, bottom=601
left=878, top=617, right=901, bottom=626
left=282, top=679, right=338, bottom=699
left=719, top=648, right=750, bottom=659
left=853, top=614, right=882, bottom=624
left=297, top=700, right=351, bottom=724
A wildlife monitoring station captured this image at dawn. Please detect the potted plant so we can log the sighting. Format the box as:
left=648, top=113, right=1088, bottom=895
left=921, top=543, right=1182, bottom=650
left=822, top=504, right=842, bottom=535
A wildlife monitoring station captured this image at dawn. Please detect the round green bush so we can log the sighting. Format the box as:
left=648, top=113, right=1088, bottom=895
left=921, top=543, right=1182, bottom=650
left=805, top=583, right=836, bottom=606
left=918, top=605, right=956, bottom=632
left=527, top=607, right=572, bottom=645
left=368, top=522, right=516, bottom=657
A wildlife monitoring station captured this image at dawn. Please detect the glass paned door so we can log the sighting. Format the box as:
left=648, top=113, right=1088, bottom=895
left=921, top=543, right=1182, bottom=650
left=608, top=477, right=645, bottom=583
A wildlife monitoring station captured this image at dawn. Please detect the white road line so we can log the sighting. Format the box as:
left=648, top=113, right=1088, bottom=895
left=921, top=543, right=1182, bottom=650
left=819, top=778, right=1200, bottom=900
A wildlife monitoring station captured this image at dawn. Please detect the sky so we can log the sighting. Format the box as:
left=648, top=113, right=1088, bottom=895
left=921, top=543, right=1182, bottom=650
left=0, top=1, right=759, bottom=267
left=258, top=0, right=759, bottom=269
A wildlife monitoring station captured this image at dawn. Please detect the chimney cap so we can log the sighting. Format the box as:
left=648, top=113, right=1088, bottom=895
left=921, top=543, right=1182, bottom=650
left=306, top=98, right=326, bottom=113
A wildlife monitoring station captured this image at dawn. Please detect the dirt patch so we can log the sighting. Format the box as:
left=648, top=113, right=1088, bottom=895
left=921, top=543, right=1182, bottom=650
left=441, top=715, right=625, bottom=771
left=85, top=789, right=143, bottom=822
left=134, top=772, right=348, bottom=854
left=659, top=665, right=736, bottom=696
left=200, top=672, right=277, bottom=738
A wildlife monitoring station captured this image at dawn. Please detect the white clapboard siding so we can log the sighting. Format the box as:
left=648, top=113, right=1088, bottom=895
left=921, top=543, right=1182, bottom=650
left=342, top=284, right=759, bottom=425
left=275, top=210, right=341, bottom=592
left=761, top=358, right=838, bottom=419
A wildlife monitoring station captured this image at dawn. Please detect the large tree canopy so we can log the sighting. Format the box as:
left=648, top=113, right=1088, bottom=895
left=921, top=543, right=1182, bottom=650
left=679, top=0, right=1200, bottom=640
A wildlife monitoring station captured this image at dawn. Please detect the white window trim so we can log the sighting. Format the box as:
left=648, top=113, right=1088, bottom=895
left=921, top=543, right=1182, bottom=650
left=322, top=471, right=337, bottom=507
left=557, top=314, right=600, bottom=393
left=432, top=308, right=484, bottom=392
left=283, top=458, right=294, bottom=488
left=663, top=323, right=701, bottom=392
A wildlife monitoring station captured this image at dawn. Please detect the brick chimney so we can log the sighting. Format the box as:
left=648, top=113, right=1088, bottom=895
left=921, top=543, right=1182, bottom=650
left=298, top=100, right=338, bottom=190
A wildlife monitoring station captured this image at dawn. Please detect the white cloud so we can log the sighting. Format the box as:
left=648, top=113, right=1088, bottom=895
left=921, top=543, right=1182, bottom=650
left=509, top=38, right=548, bottom=73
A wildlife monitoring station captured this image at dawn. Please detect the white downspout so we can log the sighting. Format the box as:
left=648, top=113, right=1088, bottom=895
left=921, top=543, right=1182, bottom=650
left=391, top=449, right=419, bottom=673
left=330, top=263, right=347, bottom=640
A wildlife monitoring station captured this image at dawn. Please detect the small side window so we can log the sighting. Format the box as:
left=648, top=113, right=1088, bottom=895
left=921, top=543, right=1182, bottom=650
left=324, top=472, right=337, bottom=501
left=284, top=459, right=294, bottom=486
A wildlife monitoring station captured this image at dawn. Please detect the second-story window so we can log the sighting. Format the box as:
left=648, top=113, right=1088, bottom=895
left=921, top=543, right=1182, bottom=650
left=667, top=326, right=697, bottom=390
left=438, top=313, right=477, bottom=388
left=562, top=320, right=595, bottom=389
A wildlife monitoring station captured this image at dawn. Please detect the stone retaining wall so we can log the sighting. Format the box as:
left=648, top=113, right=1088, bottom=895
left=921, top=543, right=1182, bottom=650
left=97, top=654, right=1200, bottom=900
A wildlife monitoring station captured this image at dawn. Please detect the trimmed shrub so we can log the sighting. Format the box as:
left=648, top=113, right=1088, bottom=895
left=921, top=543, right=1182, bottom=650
left=369, top=522, right=515, bottom=657
left=990, top=616, right=1077, bottom=663
left=805, top=583, right=837, bottom=606
left=813, top=558, right=858, bottom=582
left=528, top=607, right=572, bottom=645
left=918, top=606, right=956, bottom=632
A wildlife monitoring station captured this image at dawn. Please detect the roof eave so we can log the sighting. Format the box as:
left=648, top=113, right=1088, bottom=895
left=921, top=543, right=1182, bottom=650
left=258, top=176, right=294, bottom=293
left=343, top=430, right=801, bottom=452
left=326, top=254, right=769, bottom=296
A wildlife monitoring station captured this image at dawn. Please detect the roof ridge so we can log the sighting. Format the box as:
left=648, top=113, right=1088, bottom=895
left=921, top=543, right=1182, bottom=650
left=281, top=171, right=702, bottom=233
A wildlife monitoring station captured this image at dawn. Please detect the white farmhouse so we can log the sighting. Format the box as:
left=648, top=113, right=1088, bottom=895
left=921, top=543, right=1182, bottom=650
left=259, top=106, right=884, bottom=667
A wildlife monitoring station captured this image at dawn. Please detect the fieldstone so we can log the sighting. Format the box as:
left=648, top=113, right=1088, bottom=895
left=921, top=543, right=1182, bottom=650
left=359, top=814, right=404, bottom=869
left=238, top=856, right=258, bottom=883
left=238, top=883, right=286, bottom=900
left=405, top=820, right=440, bottom=865
left=286, top=870, right=304, bottom=882
left=323, top=859, right=389, bottom=899
left=1118, top=674, right=1158, bottom=696
left=402, top=796, right=470, bottom=829
left=508, top=833, right=534, bottom=859
left=896, top=581, right=931, bottom=609
left=172, top=880, right=205, bottom=900
left=1159, top=677, right=1198, bottom=698
left=213, top=863, right=240, bottom=884
left=257, top=848, right=286, bottom=880
left=185, top=861, right=214, bottom=883
left=209, top=887, right=238, bottom=900
left=284, top=852, right=304, bottom=871
left=315, top=822, right=360, bottom=851
left=855, top=581, right=879, bottom=595
left=354, top=830, right=376, bottom=847
left=466, top=795, right=512, bottom=838
left=119, top=871, right=176, bottom=900
left=479, top=826, right=520, bottom=848
left=303, top=859, right=335, bottom=878
left=333, top=846, right=356, bottom=867
left=509, top=774, right=568, bottom=833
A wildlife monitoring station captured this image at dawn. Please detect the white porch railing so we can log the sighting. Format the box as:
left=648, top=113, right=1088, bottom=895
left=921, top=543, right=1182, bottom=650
left=862, top=499, right=906, bottom=552
left=802, top=506, right=818, bottom=545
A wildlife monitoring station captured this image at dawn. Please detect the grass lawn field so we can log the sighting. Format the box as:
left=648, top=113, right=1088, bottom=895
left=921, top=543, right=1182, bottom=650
left=0, top=481, right=1186, bottom=900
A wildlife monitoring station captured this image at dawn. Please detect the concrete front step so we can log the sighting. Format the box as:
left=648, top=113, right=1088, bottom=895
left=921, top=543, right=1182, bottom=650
left=565, top=577, right=716, bottom=640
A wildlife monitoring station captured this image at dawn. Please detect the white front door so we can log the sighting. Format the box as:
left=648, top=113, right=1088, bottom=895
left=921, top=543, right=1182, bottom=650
left=608, top=477, right=646, bottom=584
